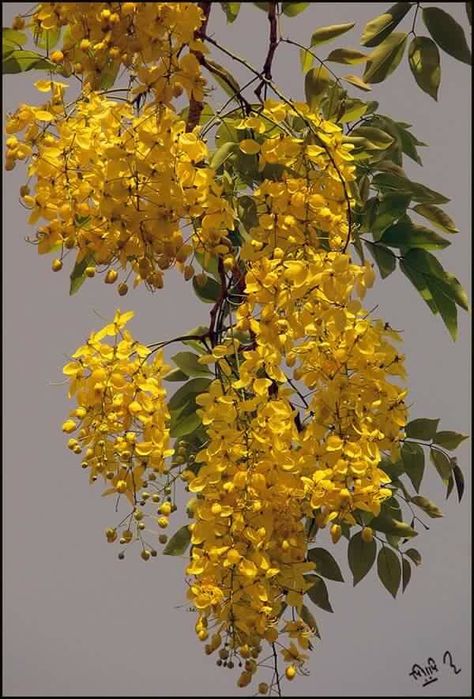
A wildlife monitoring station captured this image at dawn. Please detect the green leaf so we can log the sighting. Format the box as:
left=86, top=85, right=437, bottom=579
left=453, top=461, right=465, bottom=502
left=169, top=410, right=201, bottom=438
left=401, top=442, right=425, bottom=492
left=171, top=351, right=212, bottom=378
left=348, top=532, right=377, bottom=585
left=304, top=65, right=331, bottom=108
left=282, top=2, right=310, bottom=17
left=405, top=417, right=440, bottom=440
left=433, top=431, right=469, bottom=450
left=352, top=126, right=394, bottom=149
left=337, top=98, right=368, bottom=123
left=238, top=195, right=259, bottom=234
left=399, top=257, right=438, bottom=313
left=370, top=514, right=418, bottom=538
left=365, top=241, right=397, bottom=279
left=341, top=74, right=372, bottom=91
left=377, top=546, right=401, bottom=598
left=2, top=28, right=27, bottom=46
left=306, top=574, right=333, bottom=612
left=33, top=26, right=61, bottom=50
left=372, top=193, right=412, bottom=238
left=192, top=275, right=221, bottom=304
left=413, top=204, right=458, bottom=234
left=168, top=377, right=212, bottom=412
left=299, top=47, right=313, bottom=73
left=446, top=473, right=455, bottom=499
left=210, top=142, right=238, bottom=170
left=372, top=174, right=450, bottom=205
left=219, top=2, right=241, bottom=23
left=311, top=22, right=355, bottom=47
left=2, top=49, right=57, bottom=73
left=163, top=525, right=191, bottom=555
left=307, top=547, right=344, bottom=582
left=411, top=495, right=443, bottom=518
left=408, top=36, right=441, bottom=101
left=361, top=3, right=412, bottom=47
left=163, top=368, right=188, bottom=382
left=206, top=59, right=241, bottom=98
left=69, top=253, right=94, bottom=295
left=405, top=548, right=422, bottom=566
left=363, top=32, right=408, bottom=84
left=99, top=58, right=121, bottom=90
left=300, top=604, right=319, bottom=637
left=429, top=278, right=458, bottom=339
left=403, top=248, right=468, bottom=310
left=402, top=557, right=411, bottom=592
left=326, top=48, right=368, bottom=64
left=430, top=448, right=453, bottom=484
left=422, top=7, right=471, bottom=65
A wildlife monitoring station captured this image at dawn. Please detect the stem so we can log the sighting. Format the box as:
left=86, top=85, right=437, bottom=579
left=255, top=1, right=280, bottom=103
left=186, top=1, right=212, bottom=132
left=272, top=643, right=282, bottom=697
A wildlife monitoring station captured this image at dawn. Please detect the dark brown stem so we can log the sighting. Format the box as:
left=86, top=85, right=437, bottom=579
left=186, top=1, right=212, bottom=132
left=209, top=258, right=228, bottom=346
left=255, top=1, right=279, bottom=103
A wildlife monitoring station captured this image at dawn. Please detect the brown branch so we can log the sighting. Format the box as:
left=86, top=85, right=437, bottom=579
left=255, top=1, right=279, bottom=103
left=186, top=1, right=212, bottom=132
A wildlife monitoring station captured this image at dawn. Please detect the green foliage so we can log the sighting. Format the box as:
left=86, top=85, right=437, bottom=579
left=377, top=546, right=401, bottom=598
left=401, top=442, right=424, bottom=492
left=348, top=532, right=377, bottom=585
left=282, top=2, right=310, bottom=17
left=3, top=48, right=57, bottom=73
left=311, top=23, right=355, bottom=47
left=422, top=7, right=471, bottom=65
left=307, top=547, right=344, bottom=582
left=363, top=32, right=407, bottom=84
left=69, top=254, right=94, bottom=296
left=171, top=352, right=212, bottom=378
left=306, top=574, right=333, bottom=612
left=401, top=557, right=411, bottom=592
left=361, top=3, right=412, bottom=47
left=433, top=431, right=469, bottom=450
left=405, top=418, right=439, bottom=441
left=219, top=2, right=241, bottom=23
left=408, top=37, right=441, bottom=101
left=163, top=525, right=191, bottom=555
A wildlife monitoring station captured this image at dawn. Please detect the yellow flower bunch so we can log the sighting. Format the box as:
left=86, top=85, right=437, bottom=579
left=186, top=244, right=407, bottom=680
left=237, top=101, right=356, bottom=260
left=61, top=310, right=175, bottom=554
left=186, top=378, right=316, bottom=681
left=6, top=86, right=234, bottom=289
left=26, top=2, right=206, bottom=102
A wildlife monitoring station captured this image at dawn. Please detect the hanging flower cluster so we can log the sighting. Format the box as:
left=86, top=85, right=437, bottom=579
left=184, top=241, right=407, bottom=683
left=26, top=2, right=206, bottom=102
left=7, top=2, right=465, bottom=695
left=5, top=84, right=234, bottom=290
left=61, top=309, right=178, bottom=557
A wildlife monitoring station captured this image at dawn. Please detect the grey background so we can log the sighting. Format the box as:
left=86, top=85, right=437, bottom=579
left=2, top=2, right=471, bottom=696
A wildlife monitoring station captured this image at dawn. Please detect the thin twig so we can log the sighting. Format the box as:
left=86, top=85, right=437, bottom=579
left=255, top=1, right=280, bottom=103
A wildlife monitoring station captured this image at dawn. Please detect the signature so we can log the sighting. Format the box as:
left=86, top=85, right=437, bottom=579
left=409, top=651, right=461, bottom=687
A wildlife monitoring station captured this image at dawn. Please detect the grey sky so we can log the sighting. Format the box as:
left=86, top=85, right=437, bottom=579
left=3, top=2, right=471, bottom=696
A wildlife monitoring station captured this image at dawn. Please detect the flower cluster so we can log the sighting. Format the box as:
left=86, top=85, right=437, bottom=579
left=61, top=310, right=177, bottom=557
left=23, top=2, right=206, bottom=102
left=236, top=101, right=356, bottom=260
left=184, top=242, right=407, bottom=684
left=6, top=85, right=234, bottom=290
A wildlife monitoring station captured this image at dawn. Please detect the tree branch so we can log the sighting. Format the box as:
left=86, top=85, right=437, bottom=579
left=255, top=1, right=280, bottom=103
left=186, top=1, right=212, bottom=132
